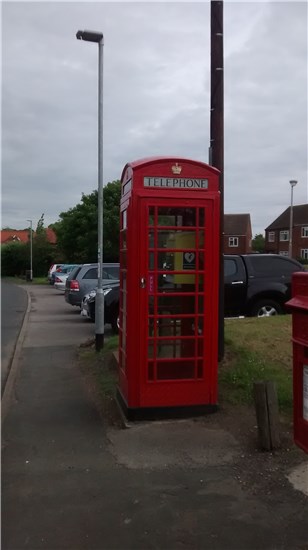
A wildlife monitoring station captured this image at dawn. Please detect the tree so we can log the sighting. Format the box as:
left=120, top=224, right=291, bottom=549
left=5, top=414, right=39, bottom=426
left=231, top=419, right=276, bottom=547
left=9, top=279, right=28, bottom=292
left=36, top=213, right=45, bottom=235
left=55, top=180, right=121, bottom=263
left=252, top=234, right=265, bottom=253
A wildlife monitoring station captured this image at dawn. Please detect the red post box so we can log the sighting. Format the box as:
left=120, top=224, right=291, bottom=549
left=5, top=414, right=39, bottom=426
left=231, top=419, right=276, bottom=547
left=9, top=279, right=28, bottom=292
left=117, top=156, right=220, bottom=419
left=286, top=272, right=308, bottom=453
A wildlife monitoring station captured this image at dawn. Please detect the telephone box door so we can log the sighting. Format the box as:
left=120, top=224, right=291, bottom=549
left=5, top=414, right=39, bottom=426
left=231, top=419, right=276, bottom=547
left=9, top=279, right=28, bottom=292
left=138, top=197, right=219, bottom=408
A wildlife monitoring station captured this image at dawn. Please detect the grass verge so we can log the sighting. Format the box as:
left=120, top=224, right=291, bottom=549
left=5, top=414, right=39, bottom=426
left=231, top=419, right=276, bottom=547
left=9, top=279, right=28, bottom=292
left=78, top=335, right=120, bottom=424
left=220, top=316, right=293, bottom=415
left=78, top=318, right=294, bottom=421
left=2, top=276, right=48, bottom=285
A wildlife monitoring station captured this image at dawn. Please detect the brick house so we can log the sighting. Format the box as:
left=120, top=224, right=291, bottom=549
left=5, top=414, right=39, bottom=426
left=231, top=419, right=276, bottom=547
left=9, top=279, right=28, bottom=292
left=265, top=204, right=308, bottom=260
left=224, top=214, right=252, bottom=254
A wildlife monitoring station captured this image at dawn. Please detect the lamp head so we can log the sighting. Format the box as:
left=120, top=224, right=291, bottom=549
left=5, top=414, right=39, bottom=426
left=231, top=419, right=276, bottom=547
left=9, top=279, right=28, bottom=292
left=290, top=180, right=298, bottom=188
left=76, top=30, right=104, bottom=43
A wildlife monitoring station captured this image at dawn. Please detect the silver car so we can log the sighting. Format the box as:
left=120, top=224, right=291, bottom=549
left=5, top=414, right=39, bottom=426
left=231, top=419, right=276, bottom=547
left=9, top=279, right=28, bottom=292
left=64, top=263, right=119, bottom=307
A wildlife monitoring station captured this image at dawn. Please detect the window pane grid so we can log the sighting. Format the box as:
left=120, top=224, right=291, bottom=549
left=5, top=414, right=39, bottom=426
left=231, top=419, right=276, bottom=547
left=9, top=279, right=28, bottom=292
left=146, top=205, right=206, bottom=382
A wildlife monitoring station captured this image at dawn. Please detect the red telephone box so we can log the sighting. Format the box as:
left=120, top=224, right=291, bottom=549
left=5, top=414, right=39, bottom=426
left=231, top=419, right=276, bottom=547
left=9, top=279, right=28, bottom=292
left=117, top=156, right=220, bottom=419
left=286, top=272, right=308, bottom=453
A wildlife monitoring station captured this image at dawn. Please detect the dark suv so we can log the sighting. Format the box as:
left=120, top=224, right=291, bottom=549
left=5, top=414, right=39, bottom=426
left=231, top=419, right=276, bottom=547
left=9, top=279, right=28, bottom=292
left=65, top=263, right=119, bottom=307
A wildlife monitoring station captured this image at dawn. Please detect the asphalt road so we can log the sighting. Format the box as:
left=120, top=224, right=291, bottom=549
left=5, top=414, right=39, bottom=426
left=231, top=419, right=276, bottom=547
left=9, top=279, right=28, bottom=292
left=1, top=281, right=28, bottom=394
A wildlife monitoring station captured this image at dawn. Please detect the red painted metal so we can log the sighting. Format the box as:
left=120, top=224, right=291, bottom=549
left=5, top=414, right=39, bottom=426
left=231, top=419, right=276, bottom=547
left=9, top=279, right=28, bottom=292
left=286, top=272, right=308, bottom=454
left=118, top=157, right=220, bottom=412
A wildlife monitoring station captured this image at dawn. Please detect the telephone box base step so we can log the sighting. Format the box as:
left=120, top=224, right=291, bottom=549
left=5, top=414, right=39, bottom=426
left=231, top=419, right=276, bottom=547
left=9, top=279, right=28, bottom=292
left=116, top=388, right=218, bottom=422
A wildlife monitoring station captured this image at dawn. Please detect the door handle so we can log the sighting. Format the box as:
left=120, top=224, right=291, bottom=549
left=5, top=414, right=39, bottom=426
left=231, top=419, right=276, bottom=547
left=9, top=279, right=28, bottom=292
left=231, top=281, right=244, bottom=285
left=140, top=277, right=146, bottom=289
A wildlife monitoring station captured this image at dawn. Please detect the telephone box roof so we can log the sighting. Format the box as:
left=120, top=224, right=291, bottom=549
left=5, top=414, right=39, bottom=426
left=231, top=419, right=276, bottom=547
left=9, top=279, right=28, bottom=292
left=121, top=156, right=220, bottom=181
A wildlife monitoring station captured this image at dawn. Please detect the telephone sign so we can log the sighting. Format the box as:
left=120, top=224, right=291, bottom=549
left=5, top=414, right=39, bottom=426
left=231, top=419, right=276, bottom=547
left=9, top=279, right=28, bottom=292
left=144, top=177, right=208, bottom=190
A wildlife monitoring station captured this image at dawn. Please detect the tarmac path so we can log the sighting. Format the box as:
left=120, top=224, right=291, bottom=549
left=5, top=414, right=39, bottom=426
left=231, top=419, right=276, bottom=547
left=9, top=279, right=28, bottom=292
left=2, top=284, right=308, bottom=550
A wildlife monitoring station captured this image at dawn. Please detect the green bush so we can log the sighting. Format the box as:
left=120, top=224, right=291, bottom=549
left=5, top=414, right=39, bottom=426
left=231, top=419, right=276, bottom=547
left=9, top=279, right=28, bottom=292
left=1, top=237, right=59, bottom=277
left=1, top=242, right=29, bottom=276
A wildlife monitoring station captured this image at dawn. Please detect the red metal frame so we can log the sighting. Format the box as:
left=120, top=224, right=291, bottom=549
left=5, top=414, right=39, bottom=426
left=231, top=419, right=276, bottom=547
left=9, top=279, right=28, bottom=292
left=118, top=157, right=220, bottom=412
left=286, top=272, right=308, bottom=454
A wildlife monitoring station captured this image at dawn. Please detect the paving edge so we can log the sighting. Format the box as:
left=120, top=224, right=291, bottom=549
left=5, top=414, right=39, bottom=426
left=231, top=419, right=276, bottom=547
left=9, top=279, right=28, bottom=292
left=1, top=287, right=32, bottom=424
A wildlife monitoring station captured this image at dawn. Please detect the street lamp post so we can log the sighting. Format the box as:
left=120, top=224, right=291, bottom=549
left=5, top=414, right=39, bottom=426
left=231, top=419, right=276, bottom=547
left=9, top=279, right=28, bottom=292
left=27, top=219, right=33, bottom=281
left=289, top=180, right=298, bottom=258
left=76, top=29, right=105, bottom=351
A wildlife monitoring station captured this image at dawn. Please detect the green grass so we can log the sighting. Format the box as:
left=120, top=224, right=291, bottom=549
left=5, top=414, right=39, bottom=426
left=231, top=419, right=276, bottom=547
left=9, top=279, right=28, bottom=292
left=79, top=335, right=119, bottom=400
left=79, top=318, right=294, bottom=418
left=220, top=316, right=293, bottom=414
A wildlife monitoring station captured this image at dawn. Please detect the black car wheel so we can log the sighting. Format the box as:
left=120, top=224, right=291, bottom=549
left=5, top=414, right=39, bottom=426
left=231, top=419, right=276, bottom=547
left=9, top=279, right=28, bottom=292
left=250, top=299, right=283, bottom=317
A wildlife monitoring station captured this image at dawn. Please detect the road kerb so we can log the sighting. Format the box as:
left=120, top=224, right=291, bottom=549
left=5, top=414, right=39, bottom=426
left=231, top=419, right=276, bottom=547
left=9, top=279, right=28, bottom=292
left=1, top=287, right=31, bottom=423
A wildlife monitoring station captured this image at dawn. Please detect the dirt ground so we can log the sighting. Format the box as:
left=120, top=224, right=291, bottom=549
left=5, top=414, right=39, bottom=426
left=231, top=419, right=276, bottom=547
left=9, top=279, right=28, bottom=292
left=78, top=348, right=308, bottom=502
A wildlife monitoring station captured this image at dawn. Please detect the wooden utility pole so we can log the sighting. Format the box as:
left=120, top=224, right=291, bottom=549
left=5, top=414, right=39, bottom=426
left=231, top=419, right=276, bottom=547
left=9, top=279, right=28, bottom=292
left=210, top=1, right=224, bottom=360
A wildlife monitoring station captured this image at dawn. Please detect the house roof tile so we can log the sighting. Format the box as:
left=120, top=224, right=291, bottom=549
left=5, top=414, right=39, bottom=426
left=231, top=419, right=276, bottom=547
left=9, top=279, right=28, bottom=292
left=1, top=228, right=57, bottom=244
left=224, top=214, right=251, bottom=236
left=265, top=204, right=308, bottom=231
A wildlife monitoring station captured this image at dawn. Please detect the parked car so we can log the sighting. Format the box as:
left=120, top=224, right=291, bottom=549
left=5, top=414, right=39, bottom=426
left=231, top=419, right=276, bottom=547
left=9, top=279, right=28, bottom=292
left=81, top=284, right=120, bottom=333
left=47, top=263, right=63, bottom=284
left=54, top=273, right=71, bottom=292
left=78, top=255, right=304, bottom=325
left=65, top=263, right=120, bottom=307
left=224, top=254, right=305, bottom=317
left=51, top=264, right=79, bottom=285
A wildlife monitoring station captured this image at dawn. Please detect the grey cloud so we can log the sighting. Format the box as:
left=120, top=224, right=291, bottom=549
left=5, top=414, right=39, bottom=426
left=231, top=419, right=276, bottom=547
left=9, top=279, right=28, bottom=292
left=1, top=1, right=307, bottom=236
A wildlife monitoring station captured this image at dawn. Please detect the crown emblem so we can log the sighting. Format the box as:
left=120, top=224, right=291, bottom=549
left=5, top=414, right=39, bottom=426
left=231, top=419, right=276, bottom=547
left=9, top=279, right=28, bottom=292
left=172, top=162, right=182, bottom=175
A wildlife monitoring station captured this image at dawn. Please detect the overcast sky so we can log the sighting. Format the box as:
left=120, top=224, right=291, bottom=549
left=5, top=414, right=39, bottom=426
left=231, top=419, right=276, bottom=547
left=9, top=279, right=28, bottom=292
left=1, top=1, right=307, bottom=236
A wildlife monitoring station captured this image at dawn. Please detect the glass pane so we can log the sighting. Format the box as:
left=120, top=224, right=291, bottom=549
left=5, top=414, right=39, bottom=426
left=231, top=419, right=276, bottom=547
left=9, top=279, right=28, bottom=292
left=149, top=207, right=155, bottom=226
left=148, top=342, right=155, bottom=359
left=83, top=267, right=97, bottom=279
left=157, top=207, right=197, bottom=227
left=192, top=316, right=204, bottom=335
left=198, top=296, right=205, bottom=313
left=148, top=231, right=155, bottom=249
left=157, top=360, right=195, bottom=380
left=148, top=296, right=155, bottom=315
left=148, top=252, right=155, bottom=270
left=197, top=338, right=204, bottom=357
left=157, top=276, right=196, bottom=291
left=157, top=251, right=175, bottom=270
left=197, top=359, right=203, bottom=379
left=196, top=276, right=205, bottom=292
left=157, top=338, right=195, bottom=359
left=148, top=317, right=156, bottom=336
left=199, top=208, right=205, bottom=227
left=197, top=230, right=205, bottom=249
left=157, top=251, right=199, bottom=271
left=157, top=295, right=195, bottom=315
left=157, top=230, right=196, bottom=249
left=156, top=316, right=196, bottom=337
